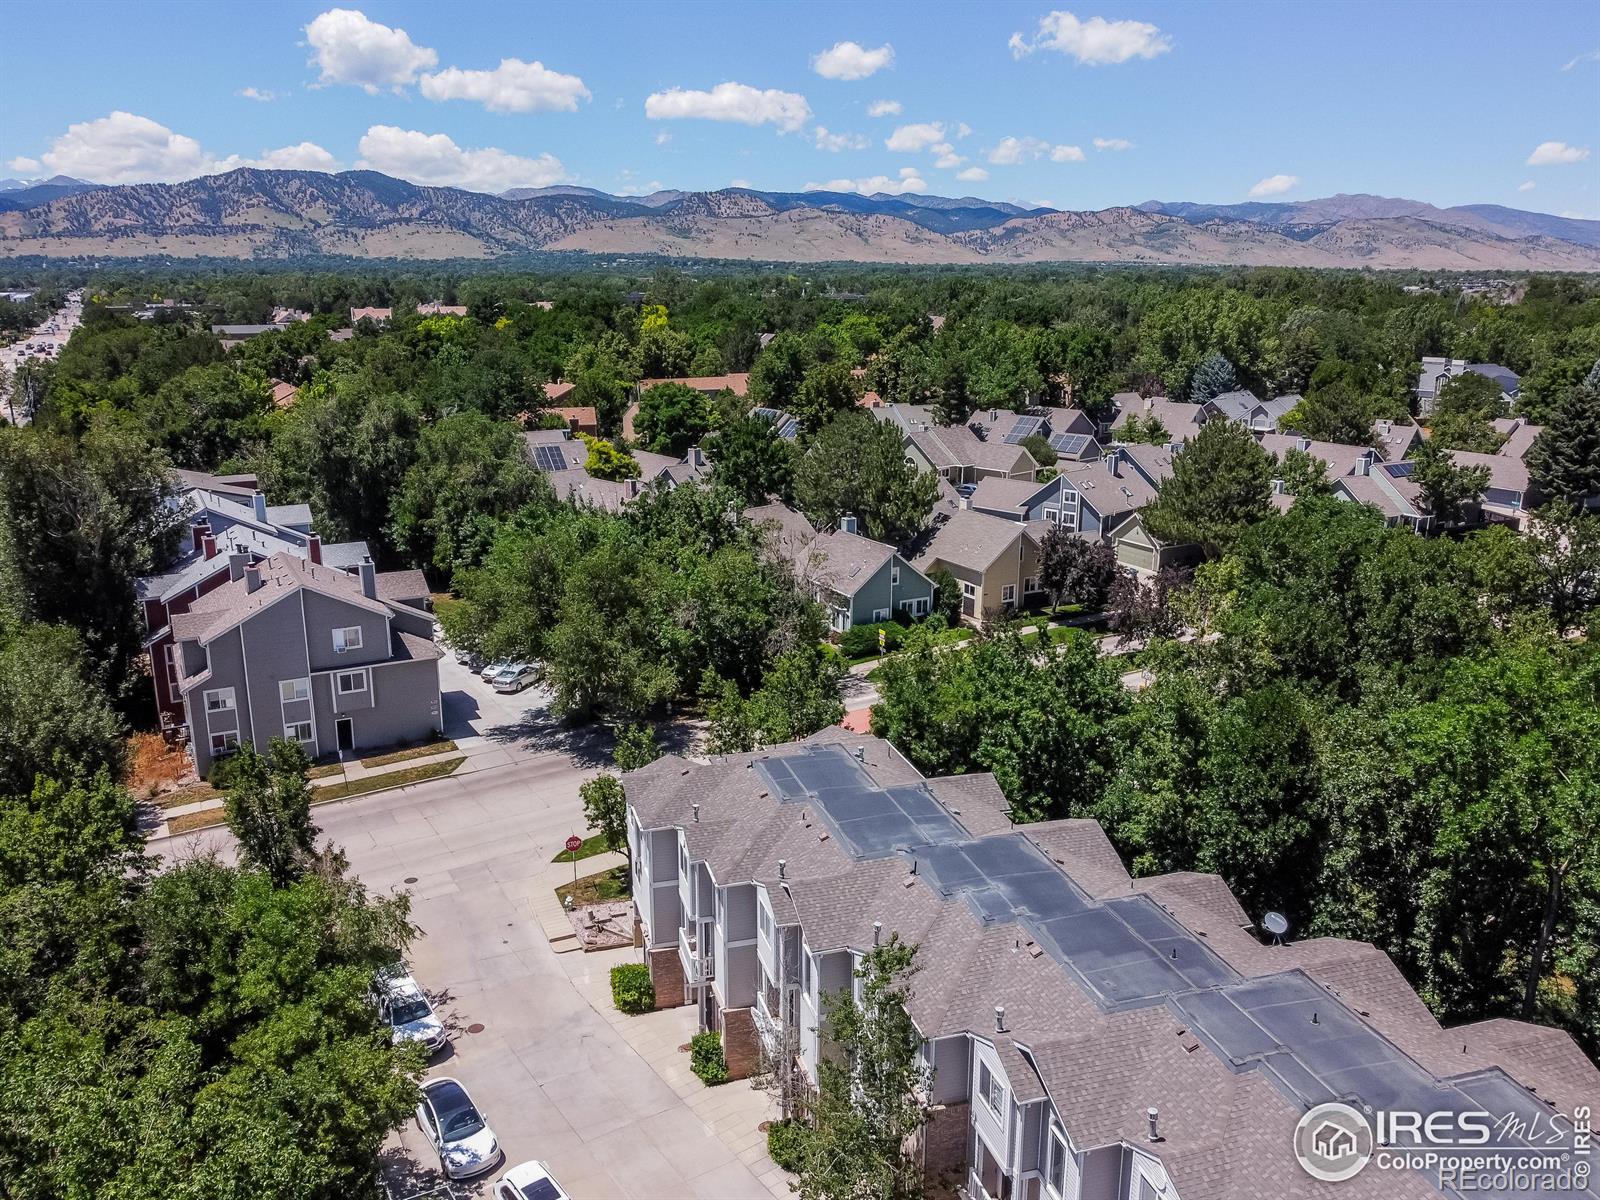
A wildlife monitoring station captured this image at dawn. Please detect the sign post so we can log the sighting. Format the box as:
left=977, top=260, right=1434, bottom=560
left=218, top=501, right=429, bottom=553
left=878, top=628, right=887, bottom=655
left=566, top=834, right=583, bottom=886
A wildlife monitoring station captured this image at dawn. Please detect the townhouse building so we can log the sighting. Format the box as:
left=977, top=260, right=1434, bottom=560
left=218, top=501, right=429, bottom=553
left=137, top=470, right=373, bottom=732
left=1415, top=357, right=1520, bottom=416
left=624, top=730, right=1600, bottom=1200
left=171, top=551, right=441, bottom=778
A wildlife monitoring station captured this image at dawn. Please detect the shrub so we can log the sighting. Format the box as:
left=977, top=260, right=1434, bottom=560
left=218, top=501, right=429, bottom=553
left=207, top=753, right=248, bottom=790
left=610, top=963, right=655, bottom=1014
left=839, top=620, right=906, bottom=659
left=766, top=1118, right=808, bottom=1172
left=689, top=1029, right=729, bottom=1085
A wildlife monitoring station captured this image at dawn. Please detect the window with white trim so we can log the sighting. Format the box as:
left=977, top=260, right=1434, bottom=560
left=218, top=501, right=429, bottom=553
left=210, top=731, right=239, bottom=756
left=204, top=687, right=236, bottom=712
left=891, top=565, right=900, bottom=585
left=165, top=644, right=181, bottom=688
left=1048, top=1130, right=1067, bottom=1196
left=1000, top=583, right=1016, bottom=605
left=1043, top=507, right=1059, bottom=523
left=335, top=669, right=367, bottom=695
left=284, top=720, right=313, bottom=744
left=1024, top=576, right=1039, bottom=594
left=962, top=581, right=978, bottom=599
left=332, top=625, right=363, bottom=652
left=758, top=904, right=772, bottom=940
left=872, top=608, right=890, bottom=622
left=978, top=1061, right=1005, bottom=1115
left=279, top=677, right=310, bottom=702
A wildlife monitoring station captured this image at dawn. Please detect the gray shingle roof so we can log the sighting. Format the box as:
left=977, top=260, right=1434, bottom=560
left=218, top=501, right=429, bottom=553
left=910, top=508, right=1025, bottom=573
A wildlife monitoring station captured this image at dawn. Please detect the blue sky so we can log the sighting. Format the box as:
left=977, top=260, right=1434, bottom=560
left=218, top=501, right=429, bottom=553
left=3, top=2, right=1597, bottom=216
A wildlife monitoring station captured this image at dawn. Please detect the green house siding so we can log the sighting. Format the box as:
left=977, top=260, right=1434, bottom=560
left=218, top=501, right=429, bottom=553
left=844, top=556, right=936, bottom=627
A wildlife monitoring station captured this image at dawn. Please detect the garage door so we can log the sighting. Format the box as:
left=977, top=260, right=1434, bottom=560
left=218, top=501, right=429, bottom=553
left=1117, top=540, right=1158, bottom=573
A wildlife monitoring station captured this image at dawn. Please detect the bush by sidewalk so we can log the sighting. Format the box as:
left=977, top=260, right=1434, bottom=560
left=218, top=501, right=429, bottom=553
left=610, top=963, right=654, bottom=1014
left=689, top=1029, right=728, bottom=1086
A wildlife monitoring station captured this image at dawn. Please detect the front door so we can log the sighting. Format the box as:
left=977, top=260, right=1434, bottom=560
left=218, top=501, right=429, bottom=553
left=336, top=716, right=354, bottom=751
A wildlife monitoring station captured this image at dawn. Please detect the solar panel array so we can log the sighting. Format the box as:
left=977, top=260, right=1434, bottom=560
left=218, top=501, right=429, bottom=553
left=1002, top=415, right=1045, bottom=444
left=746, top=744, right=1593, bottom=1196
left=1049, top=432, right=1091, bottom=456
left=532, top=444, right=571, bottom=472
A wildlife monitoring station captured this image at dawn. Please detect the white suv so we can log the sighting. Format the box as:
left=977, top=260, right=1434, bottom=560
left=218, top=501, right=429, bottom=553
left=372, top=964, right=446, bottom=1054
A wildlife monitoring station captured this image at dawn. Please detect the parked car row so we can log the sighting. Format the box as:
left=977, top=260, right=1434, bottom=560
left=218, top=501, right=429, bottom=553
left=479, top=658, right=540, bottom=693
left=374, top=962, right=569, bottom=1194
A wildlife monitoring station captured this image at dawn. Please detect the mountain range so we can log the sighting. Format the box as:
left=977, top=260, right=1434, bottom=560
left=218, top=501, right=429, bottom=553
left=1, top=168, right=1596, bottom=270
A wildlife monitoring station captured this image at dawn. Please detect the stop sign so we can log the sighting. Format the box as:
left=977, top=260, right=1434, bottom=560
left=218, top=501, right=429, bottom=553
left=565, top=835, right=583, bottom=853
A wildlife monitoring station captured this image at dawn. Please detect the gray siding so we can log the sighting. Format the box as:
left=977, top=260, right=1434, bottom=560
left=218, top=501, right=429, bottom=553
left=303, top=590, right=389, bottom=673
left=311, top=658, right=439, bottom=755
left=239, top=591, right=313, bottom=753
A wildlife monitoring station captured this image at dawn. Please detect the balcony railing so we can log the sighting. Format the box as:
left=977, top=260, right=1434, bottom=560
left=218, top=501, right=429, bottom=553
left=678, top=924, right=713, bottom=984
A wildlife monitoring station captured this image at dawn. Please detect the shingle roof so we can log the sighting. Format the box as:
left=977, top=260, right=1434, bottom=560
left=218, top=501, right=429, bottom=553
left=173, top=552, right=391, bottom=646
left=910, top=508, right=1025, bottom=573
left=968, top=476, right=1046, bottom=518
left=637, top=373, right=750, bottom=396
left=746, top=503, right=902, bottom=598
left=1492, top=417, right=1543, bottom=461
left=376, top=569, right=430, bottom=603
left=1448, top=448, right=1530, bottom=495
left=1257, top=433, right=1377, bottom=479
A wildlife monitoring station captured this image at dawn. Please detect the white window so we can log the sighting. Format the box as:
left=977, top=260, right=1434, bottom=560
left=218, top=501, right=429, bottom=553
left=210, top=731, right=239, bottom=756
left=1024, top=577, right=1039, bottom=594
left=962, top=581, right=978, bottom=599
left=284, top=720, right=313, bottom=744
left=872, top=608, right=890, bottom=622
left=1048, top=1131, right=1067, bottom=1196
left=279, top=677, right=310, bottom=702
left=758, top=904, right=772, bottom=940
left=1001, top=583, right=1016, bottom=604
left=1061, top=508, right=1079, bottom=530
left=335, top=669, right=367, bottom=695
left=1043, top=507, right=1059, bottom=523
left=802, top=951, right=813, bottom=995
left=332, top=625, right=363, bottom=652
left=165, top=644, right=181, bottom=688
left=891, top=565, right=900, bottom=585
left=204, top=687, right=235, bottom=712
left=978, top=1061, right=1005, bottom=1115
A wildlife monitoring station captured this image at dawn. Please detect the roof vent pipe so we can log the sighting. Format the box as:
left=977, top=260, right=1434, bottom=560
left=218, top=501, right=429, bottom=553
left=873, top=921, right=882, bottom=946
left=853, top=746, right=865, bottom=762
left=994, top=1005, right=1006, bottom=1033
left=1147, top=1107, right=1161, bottom=1142
left=778, top=859, right=786, bottom=880
left=691, top=802, right=700, bottom=823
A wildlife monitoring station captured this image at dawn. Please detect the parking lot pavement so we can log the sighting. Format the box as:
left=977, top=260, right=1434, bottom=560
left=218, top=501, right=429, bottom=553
left=437, top=653, right=616, bottom=775
left=300, top=760, right=785, bottom=1200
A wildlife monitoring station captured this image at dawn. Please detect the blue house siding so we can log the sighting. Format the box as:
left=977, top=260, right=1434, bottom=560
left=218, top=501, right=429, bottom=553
left=844, top=556, right=936, bottom=626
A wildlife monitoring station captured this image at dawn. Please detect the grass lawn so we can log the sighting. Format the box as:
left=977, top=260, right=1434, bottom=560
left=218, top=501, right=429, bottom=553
left=167, top=807, right=228, bottom=835
left=152, top=782, right=221, bottom=811
left=307, top=763, right=344, bottom=780
left=553, top=864, right=631, bottom=909
left=1020, top=625, right=1089, bottom=649
left=360, top=739, right=457, bottom=769
left=548, top=832, right=613, bottom=864
left=314, top=757, right=465, bottom=802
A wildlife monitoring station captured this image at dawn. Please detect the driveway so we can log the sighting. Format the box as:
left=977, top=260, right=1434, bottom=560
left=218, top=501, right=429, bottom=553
left=149, top=757, right=785, bottom=1200
left=437, top=653, right=616, bottom=775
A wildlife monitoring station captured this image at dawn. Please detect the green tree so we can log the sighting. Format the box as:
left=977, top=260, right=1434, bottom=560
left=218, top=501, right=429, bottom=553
left=748, top=332, right=810, bottom=413
left=793, top=935, right=930, bottom=1200
left=0, top=623, right=125, bottom=795
left=1187, top=352, right=1238, bottom=402
left=1141, top=419, right=1274, bottom=557
left=705, top=415, right=794, bottom=505
left=1036, top=526, right=1116, bottom=609
left=794, top=412, right=939, bottom=547
left=1277, top=447, right=1333, bottom=497
left=1526, top=374, right=1600, bottom=506
left=222, top=740, right=318, bottom=888
left=1429, top=372, right=1506, bottom=453
left=791, top=360, right=862, bottom=436
left=704, top=645, right=845, bottom=752
left=1281, top=378, right=1378, bottom=446
left=635, top=382, right=711, bottom=457
left=614, top=723, right=661, bottom=772
left=1114, top=411, right=1171, bottom=445
left=389, top=411, right=545, bottom=579
left=579, top=433, right=641, bottom=481
left=1410, top=438, right=1489, bottom=525
left=0, top=421, right=181, bottom=697
left=580, top=774, right=629, bottom=867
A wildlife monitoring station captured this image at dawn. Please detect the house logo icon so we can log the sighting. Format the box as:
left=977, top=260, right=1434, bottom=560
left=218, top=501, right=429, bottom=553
left=1294, top=1102, right=1374, bottom=1181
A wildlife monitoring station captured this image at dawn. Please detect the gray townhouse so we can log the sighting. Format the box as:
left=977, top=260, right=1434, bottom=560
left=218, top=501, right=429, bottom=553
left=1209, top=389, right=1302, bottom=432
left=1373, top=417, right=1424, bottom=461
left=138, top=469, right=373, bottom=732
left=523, top=428, right=709, bottom=513
left=745, top=502, right=936, bottom=633
left=1109, top=393, right=1215, bottom=443
left=623, top=730, right=1600, bottom=1200
left=171, top=551, right=441, bottom=778
left=1414, top=356, right=1520, bottom=416
left=876, top=404, right=1040, bottom=487
left=1332, top=461, right=1435, bottom=531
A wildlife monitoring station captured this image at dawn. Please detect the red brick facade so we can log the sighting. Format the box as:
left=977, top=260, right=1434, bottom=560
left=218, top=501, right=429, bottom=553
left=647, top=946, right=686, bottom=1009
left=920, top=1101, right=971, bottom=1199
left=719, top=1006, right=760, bottom=1081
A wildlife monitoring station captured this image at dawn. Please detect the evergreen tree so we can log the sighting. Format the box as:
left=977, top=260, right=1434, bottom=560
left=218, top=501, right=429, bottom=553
left=1141, top=420, right=1274, bottom=557
left=1187, top=352, right=1238, bottom=402
left=1527, top=374, right=1600, bottom=506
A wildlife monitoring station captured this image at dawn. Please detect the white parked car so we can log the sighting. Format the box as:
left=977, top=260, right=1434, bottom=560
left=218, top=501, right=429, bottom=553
left=493, top=1160, right=570, bottom=1200
left=372, top=965, right=446, bottom=1054
left=491, top=663, right=538, bottom=694
left=416, top=1076, right=501, bottom=1180
left=480, top=658, right=512, bottom=682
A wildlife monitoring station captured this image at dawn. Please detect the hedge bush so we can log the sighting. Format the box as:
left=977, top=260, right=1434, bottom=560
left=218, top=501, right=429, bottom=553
left=839, top=619, right=907, bottom=659
left=689, top=1029, right=729, bottom=1085
left=610, top=963, right=655, bottom=1014
left=766, top=1118, right=808, bottom=1172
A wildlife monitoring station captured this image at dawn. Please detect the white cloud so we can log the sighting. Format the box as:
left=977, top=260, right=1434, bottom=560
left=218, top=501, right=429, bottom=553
left=956, top=165, right=989, bottom=182
left=1518, top=180, right=1535, bottom=192
left=616, top=178, right=665, bottom=196
left=986, top=135, right=1082, bottom=165
left=805, top=165, right=927, bottom=195
left=867, top=99, right=902, bottom=117
left=1248, top=173, right=1299, bottom=197
left=812, top=41, right=894, bottom=80
left=8, top=156, right=41, bottom=173
left=1009, top=11, right=1172, bottom=65
left=955, top=123, right=972, bottom=139
left=655, top=130, right=672, bottom=146
left=356, top=125, right=567, bottom=192
left=1562, top=49, right=1600, bottom=70
left=885, top=121, right=945, bottom=152
left=237, top=87, right=277, bottom=102
left=220, top=142, right=341, bottom=172
left=814, top=126, right=869, bottom=152
left=644, top=82, right=810, bottom=131
left=304, top=8, right=437, bottom=93
left=419, top=57, right=589, bottom=113
left=1526, top=141, right=1590, bottom=166
left=1093, top=136, right=1132, bottom=151
left=730, top=178, right=751, bottom=188
left=932, top=142, right=965, bottom=169
left=36, top=111, right=215, bottom=183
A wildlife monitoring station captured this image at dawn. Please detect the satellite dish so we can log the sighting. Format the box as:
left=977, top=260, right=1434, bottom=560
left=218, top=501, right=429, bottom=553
left=1263, top=911, right=1290, bottom=943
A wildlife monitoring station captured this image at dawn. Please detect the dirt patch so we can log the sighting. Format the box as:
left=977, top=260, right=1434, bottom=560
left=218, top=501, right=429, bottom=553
left=566, top=900, right=633, bottom=951
left=125, top=732, right=194, bottom=799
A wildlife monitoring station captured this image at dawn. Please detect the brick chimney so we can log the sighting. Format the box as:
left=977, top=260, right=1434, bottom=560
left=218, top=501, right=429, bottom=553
left=190, top=518, right=211, bottom=552
left=307, top=532, right=322, bottom=565
left=201, top=533, right=218, bottom=559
